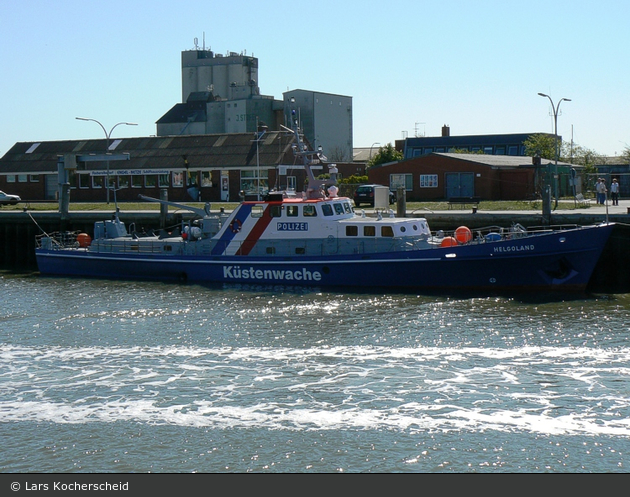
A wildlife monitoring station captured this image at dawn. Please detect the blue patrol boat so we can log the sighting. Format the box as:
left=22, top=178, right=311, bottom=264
left=34, top=114, right=614, bottom=293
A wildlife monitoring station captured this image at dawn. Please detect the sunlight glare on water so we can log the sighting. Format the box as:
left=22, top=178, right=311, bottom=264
left=1, top=273, right=629, bottom=472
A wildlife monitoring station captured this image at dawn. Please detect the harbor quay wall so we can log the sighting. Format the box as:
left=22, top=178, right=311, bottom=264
left=0, top=210, right=194, bottom=269
left=1, top=210, right=629, bottom=293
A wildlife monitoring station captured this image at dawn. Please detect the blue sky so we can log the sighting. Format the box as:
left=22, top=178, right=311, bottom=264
left=1, top=0, right=629, bottom=158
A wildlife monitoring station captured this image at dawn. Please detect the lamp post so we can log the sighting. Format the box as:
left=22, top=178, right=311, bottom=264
left=253, top=118, right=268, bottom=201
left=76, top=117, right=137, bottom=204
left=369, top=142, right=380, bottom=160
left=537, top=93, right=571, bottom=209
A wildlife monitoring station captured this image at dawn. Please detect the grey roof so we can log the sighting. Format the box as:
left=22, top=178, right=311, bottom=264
left=434, top=152, right=583, bottom=168
left=0, top=132, right=304, bottom=175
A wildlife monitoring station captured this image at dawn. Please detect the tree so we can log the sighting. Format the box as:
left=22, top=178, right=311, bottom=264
left=450, top=148, right=486, bottom=154
left=367, top=143, right=403, bottom=169
left=523, top=134, right=557, bottom=160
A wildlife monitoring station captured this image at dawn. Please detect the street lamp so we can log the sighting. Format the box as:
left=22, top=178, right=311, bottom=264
left=537, top=93, right=571, bottom=208
left=253, top=118, right=268, bottom=201
left=76, top=117, right=137, bottom=204
left=369, top=142, right=381, bottom=160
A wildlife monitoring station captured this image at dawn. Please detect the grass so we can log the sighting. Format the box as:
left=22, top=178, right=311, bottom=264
left=0, top=198, right=593, bottom=213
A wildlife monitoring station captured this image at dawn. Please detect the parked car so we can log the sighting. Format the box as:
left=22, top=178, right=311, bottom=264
left=0, top=190, right=20, bottom=205
left=353, top=184, right=396, bottom=207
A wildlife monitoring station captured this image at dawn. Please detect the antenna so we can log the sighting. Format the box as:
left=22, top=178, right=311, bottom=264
left=203, top=32, right=205, bottom=51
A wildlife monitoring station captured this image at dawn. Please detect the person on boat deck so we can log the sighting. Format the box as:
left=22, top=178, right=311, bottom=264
left=596, top=178, right=607, bottom=205
left=610, top=179, right=620, bottom=206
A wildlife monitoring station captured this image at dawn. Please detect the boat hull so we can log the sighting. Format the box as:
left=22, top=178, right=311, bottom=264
left=35, top=223, right=614, bottom=292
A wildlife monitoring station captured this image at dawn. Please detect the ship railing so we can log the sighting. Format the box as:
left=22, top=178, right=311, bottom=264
left=35, top=231, right=80, bottom=249
left=91, top=238, right=180, bottom=254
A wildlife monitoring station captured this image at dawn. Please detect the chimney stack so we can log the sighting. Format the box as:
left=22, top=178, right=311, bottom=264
left=442, top=125, right=450, bottom=137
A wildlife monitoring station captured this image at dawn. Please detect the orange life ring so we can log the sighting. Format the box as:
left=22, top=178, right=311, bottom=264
left=230, top=219, right=242, bottom=233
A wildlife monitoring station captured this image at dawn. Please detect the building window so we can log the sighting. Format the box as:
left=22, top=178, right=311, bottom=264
left=420, top=174, right=438, bottom=188
left=158, top=174, right=170, bottom=188
left=132, top=175, right=143, bottom=188
left=508, top=146, right=518, bottom=156
left=390, top=173, right=412, bottom=191
left=146, top=175, right=157, bottom=188
left=484, top=146, right=493, bottom=154
left=79, top=175, right=90, bottom=189
left=240, top=169, right=268, bottom=197
left=286, top=176, right=296, bottom=191
left=201, top=171, right=212, bottom=187
left=172, top=172, right=184, bottom=187
left=92, top=175, right=104, bottom=188
left=18, top=174, right=27, bottom=183
left=118, top=175, right=130, bottom=189
left=29, top=175, right=39, bottom=182
left=6, top=175, right=15, bottom=183
left=495, top=147, right=506, bottom=155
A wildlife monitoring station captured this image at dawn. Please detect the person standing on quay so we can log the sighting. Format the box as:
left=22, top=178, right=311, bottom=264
left=610, top=178, right=620, bottom=206
left=596, top=178, right=607, bottom=204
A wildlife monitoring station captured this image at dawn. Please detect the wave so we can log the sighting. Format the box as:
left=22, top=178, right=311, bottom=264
left=2, top=344, right=630, bottom=437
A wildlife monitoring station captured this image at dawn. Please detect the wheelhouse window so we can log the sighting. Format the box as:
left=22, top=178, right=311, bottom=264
left=334, top=203, right=344, bottom=215
left=381, top=226, right=394, bottom=237
left=287, top=205, right=299, bottom=217
left=322, top=204, right=333, bottom=216
left=270, top=205, right=282, bottom=217
left=303, top=205, right=317, bottom=217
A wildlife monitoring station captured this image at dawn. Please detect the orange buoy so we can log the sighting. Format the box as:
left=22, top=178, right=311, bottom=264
left=441, top=236, right=458, bottom=247
left=77, top=233, right=92, bottom=248
left=455, top=226, right=473, bottom=244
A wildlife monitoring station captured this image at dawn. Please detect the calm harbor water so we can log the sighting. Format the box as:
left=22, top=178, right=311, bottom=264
left=1, top=270, right=630, bottom=473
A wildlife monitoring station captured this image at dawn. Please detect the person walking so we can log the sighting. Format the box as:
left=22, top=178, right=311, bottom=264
left=610, top=178, right=620, bottom=206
